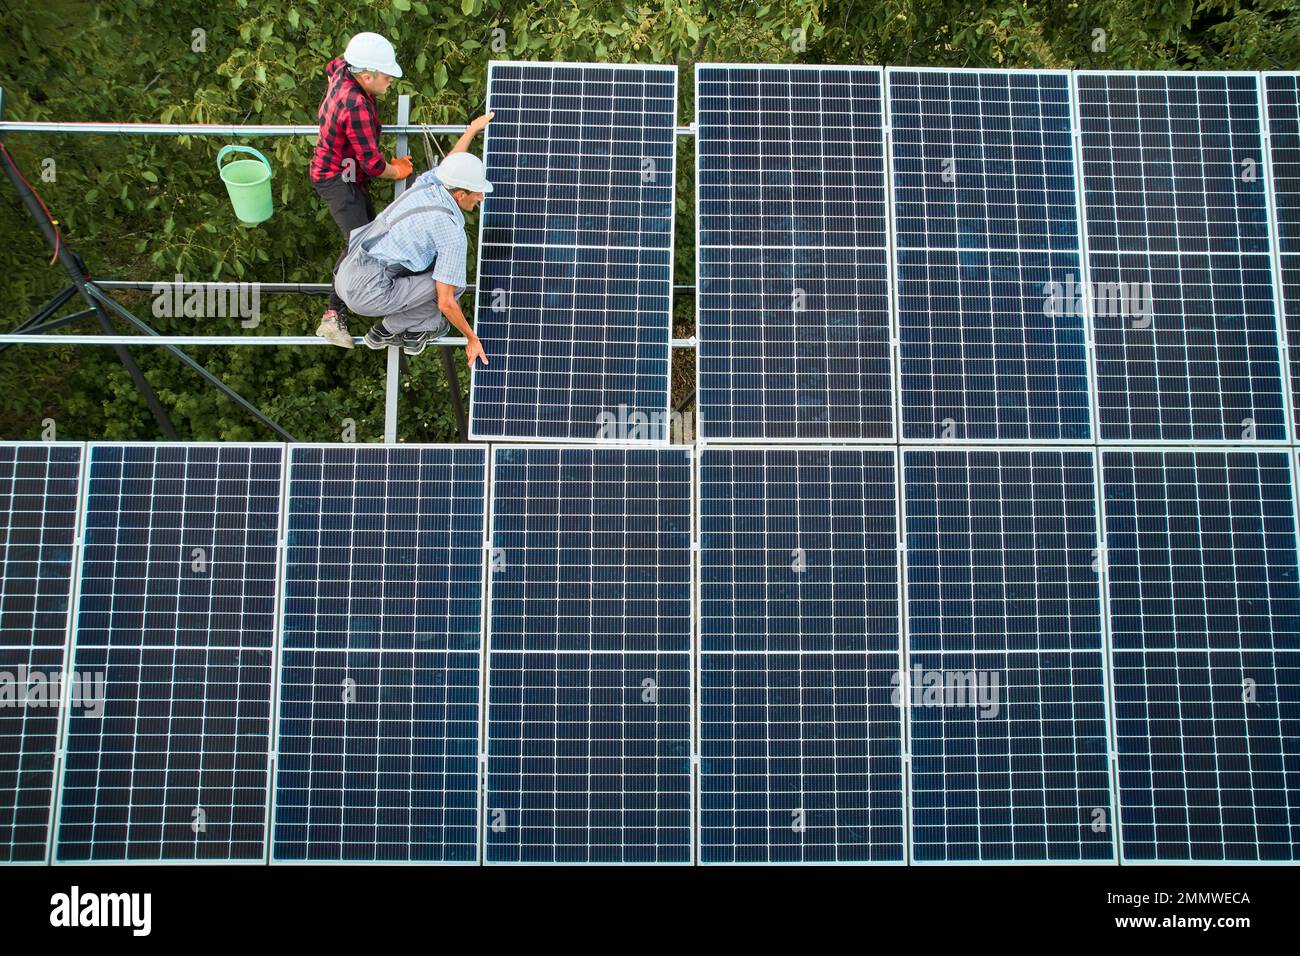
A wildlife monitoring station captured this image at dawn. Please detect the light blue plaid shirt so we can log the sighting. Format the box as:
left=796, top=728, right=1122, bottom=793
left=365, top=172, right=468, bottom=294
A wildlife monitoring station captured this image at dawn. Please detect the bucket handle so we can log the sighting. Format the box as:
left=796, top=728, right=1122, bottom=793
left=217, top=145, right=272, bottom=175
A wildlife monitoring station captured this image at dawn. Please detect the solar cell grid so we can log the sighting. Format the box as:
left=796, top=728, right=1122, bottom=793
left=890, top=69, right=1092, bottom=440
left=55, top=445, right=281, bottom=862
left=1263, top=74, right=1300, bottom=438
left=470, top=62, right=677, bottom=443
left=698, top=448, right=904, bottom=863
left=696, top=65, right=893, bottom=440
left=0, top=444, right=82, bottom=864
left=889, top=69, right=1078, bottom=252
left=271, top=446, right=487, bottom=863
left=1101, top=450, right=1300, bottom=861
left=903, top=449, right=1115, bottom=861
left=485, top=447, right=692, bottom=862
left=1076, top=72, right=1270, bottom=256
left=1088, top=251, right=1285, bottom=441
left=1076, top=72, right=1288, bottom=441
left=895, top=248, right=1091, bottom=439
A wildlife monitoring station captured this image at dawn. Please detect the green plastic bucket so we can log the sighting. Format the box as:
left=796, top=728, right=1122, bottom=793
left=217, top=145, right=273, bottom=224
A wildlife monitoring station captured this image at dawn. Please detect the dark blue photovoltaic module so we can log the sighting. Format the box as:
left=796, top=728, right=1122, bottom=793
left=271, top=445, right=487, bottom=863
left=470, top=63, right=678, bottom=442
left=484, top=446, right=691, bottom=862
left=0, top=444, right=81, bottom=863
left=55, top=444, right=281, bottom=863
left=1102, top=450, right=1300, bottom=861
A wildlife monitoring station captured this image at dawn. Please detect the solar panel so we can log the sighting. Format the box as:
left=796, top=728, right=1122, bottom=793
left=485, top=446, right=691, bottom=862
left=695, top=65, right=893, bottom=440
left=1101, top=450, right=1300, bottom=861
left=54, top=444, right=281, bottom=862
left=1075, top=72, right=1287, bottom=440
left=0, top=444, right=82, bottom=864
left=903, top=449, right=1115, bottom=862
left=890, top=69, right=1092, bottom=440
left=1263, top=73, right=1300, bottom=433
left=698, top=448, right=904, bottom=862
left=469, top=62, right=678, bottom=443
left=271, top=446, right=487, bottom=863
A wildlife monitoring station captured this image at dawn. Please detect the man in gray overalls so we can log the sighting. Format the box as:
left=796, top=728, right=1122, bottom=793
left=334, top=112, right=493, bottom=366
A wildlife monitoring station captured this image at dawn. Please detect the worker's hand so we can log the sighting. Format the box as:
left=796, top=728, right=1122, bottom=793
left=466, top=334, right=488, bottom=368
left=389, top=155, right=414, bottom=179
left=466, top=111, right=494, bottom=136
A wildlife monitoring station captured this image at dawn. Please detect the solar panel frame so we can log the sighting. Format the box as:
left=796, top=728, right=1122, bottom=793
left=694, top=63, right=898, bottom=443
left=468, top=61, right=679, bottom=445
left=1099, top=447, right=1300, bottom=863
left=1073, top=70, right=1292, bottom=444
left=900, top=446, right=1119, bottom=864
left=268, top=443, right=488, bottom=865
left=1262, top=71, right=1300, bottom=442
left=0, top=442, right=85, bottom=866
left=52, top=442, right=284, bottom=865
left=695, top=445, right=907, bottom=865
left=887, top=67, right=1097, bottom=445
left=483, top=444, right=694, bottom=864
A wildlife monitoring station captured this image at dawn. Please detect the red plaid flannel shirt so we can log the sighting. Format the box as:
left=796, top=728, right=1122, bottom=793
left=309, top=57, right=387, bottom=188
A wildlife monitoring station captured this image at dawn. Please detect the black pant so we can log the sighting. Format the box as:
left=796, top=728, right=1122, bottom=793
left=312, top=175, right=376, bottom=314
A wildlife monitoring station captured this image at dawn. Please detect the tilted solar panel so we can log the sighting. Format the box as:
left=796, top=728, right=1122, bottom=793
left=1075, top=72, right=1287, bottom=441
left=470, top=62, right=678, bottom=443
left=485, top=446, right=691, bottom=862
left=698, top=448, right=904, bottom=862
left=0, top=444, right=81, bottom=864
left=1101, top=450, right=1300, bottom=861
left=696, top=65, right=893, bottom=440
left=54, top=445, right=281, bottom=862
left=271, top=446, right=488, bottom=863
left=889, top=69, right=1092, bottom=440
left=903, top=449, right=1115, bottom=862
left=1263, top=73, right=1300, bottom=433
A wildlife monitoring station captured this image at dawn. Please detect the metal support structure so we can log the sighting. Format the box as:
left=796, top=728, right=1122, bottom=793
left=81, top=284, right=296, bottom=440
left=441, top=348, right=467, bottom=442
left=0, top=120, right=698, bottom=138
left=382, top=95, right=412, bottom=443
left=0, top=87, right=181, bottom=440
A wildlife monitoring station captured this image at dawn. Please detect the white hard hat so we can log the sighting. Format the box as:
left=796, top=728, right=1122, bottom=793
left=435, top=152, right=493, bottom=193
left=344, top=32, right=402, bottom=78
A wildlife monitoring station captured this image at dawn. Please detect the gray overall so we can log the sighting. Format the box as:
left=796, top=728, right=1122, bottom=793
left=333, top=182, right=459, bottom=335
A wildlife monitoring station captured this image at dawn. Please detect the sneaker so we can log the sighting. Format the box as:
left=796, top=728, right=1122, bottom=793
left=401, top=330, right=432, bottom=356
left=363, top=322, right=400, bottom=350
left=315, top=310, right=355, bottom=349
left=402, top=321, right=449, bottom=355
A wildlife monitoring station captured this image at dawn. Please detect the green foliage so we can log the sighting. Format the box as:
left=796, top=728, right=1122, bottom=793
left=2, top=0, right=1298, bottom=440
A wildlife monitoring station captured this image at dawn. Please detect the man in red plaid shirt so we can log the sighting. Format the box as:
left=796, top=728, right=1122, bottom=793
left=310, top=32, right=413, bottom=348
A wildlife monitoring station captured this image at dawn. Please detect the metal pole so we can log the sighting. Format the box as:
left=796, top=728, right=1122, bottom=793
left=0, top=333, right=471, bottom=346
left=383, top=94, right=412, bottom=445
left=24, top=308, right=98, bottom=335
left=385, top=346, right=401, bottom=443
left=95, top=279, right=695, bottom=294
left=0, top=121, right=465, bottom=137
left=440, top=348, right=468, bottom=442
left=0, top=284, right=78, bottom=355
